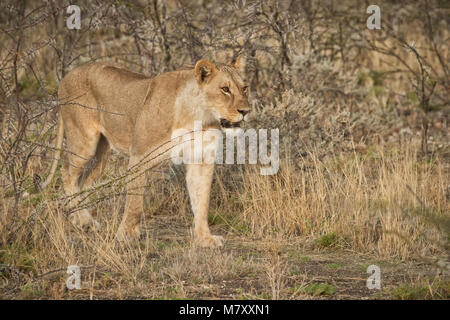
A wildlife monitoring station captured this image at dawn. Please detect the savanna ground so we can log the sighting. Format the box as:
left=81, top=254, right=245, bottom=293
left=0, top=0, right=449, bottom=300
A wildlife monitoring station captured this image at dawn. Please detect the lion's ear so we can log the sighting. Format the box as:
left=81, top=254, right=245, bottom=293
left=195, top=60, right=216, bottom=83
left=232, top=55, right=246, bottom=74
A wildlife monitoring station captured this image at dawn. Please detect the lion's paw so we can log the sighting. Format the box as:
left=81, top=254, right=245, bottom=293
left=115, top=225, right=141, bottom=242
left=70, top=210, right=101, bottom=231
left=196, top=235, right=224, bottom=248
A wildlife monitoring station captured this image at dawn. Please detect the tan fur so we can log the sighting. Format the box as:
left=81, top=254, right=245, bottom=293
left=44, top=59, right=250, bottom=247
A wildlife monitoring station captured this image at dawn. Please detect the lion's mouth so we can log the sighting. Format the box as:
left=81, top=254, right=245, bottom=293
left=220, top=119, right=241, bottom=128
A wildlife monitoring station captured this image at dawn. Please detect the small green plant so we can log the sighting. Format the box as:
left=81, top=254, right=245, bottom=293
left=389, top=285, right=428, bottom=300
left=315, top=233, right=339, bottom=248
left=301, top=282, right=336, bottom=296
left=389, top=279, right=450, bottom=300
left=326, top=263, right=342, bottom=271
left=369, top=70, right=384, bottom=86
left=164, top=285, right=187, bottom=300
left=300, top=256, right=310, bottom=263
left=208, top=211, right=249, bottom=234
left=23, top=194, right=42, bottom=207
left=0, top=244, right=36, bottom=274
left=20, top=282, right=46, bottom=299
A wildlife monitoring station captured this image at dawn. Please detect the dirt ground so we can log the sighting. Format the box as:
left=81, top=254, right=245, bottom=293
left=2, top=211, right=445, bottom=300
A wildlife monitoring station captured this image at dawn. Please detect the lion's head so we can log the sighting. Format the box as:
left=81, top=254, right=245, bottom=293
left=194, top=58, right=250, bottom=128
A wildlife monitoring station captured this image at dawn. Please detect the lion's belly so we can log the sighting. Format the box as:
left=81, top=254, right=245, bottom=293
left=101, top=128, right=132, bottom=155
left=98, top=116, right=133, bottom=155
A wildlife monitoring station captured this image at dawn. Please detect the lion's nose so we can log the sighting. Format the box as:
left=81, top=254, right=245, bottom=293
left=238, top=109, right=249, bottom=117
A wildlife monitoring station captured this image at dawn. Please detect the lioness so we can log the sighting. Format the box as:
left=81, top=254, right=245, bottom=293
left=42, top=59, right=250, bottom=247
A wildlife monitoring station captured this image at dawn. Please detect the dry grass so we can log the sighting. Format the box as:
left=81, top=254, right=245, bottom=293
left=0, top=139, right=448, bottom=299
left=239, top=142, right=447, bottom=260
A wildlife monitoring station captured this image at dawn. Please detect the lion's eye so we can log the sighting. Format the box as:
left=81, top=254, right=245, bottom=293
left=221, top=86, right=230, bottom=94
left=242, top=86, right=248, bottom=93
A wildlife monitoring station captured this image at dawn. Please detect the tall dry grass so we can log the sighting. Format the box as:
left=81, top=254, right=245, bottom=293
left=0, top=137, right=446, bottom=298
left=236, top=141, right=447, bottom=260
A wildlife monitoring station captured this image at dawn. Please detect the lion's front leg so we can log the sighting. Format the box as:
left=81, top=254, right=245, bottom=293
left=185, top=163, right=223, bottom=247
left=116, top=156, right=146, bottom=241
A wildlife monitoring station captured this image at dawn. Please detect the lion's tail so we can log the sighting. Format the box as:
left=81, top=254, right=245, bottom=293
left=40, top=114, right=64, bottom=190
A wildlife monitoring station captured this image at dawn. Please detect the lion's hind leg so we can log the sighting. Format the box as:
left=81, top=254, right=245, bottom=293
left=78, top=134, right=110, bottom=218
left=60, top=118, right=102, bottom=231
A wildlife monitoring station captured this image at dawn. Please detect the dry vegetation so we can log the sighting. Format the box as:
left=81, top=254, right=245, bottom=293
left=0, top=0, right=449, bottom=299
